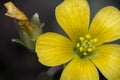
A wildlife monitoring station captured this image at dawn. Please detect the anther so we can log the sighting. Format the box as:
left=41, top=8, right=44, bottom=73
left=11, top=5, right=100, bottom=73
left=87, top=48, right=93, bottom=52
left=76, top=43, right=80, bottom=48
left=79, top=47, right=84, bottom=52
left=86, top=34, right=91, bottom=39
left=79, top=37, right=85, bottom=42
left=93, top=38, right=98, bottom=42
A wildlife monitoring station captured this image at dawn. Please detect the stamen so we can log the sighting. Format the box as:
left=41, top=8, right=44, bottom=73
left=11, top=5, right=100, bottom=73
left=83, top=52, right=87, bottom=55
left=76, top=43, right=80, bottom=48
left=79, top=47, right=84, bottom=52
left=79, top=37, right=85, bottom=42
left=75, top=34, right=96, bottom=58
left=86, top=34, right=91, bottom=39
left=87, top=48, right=93, bottom=52
left=93, top=38, right=98, bottom=42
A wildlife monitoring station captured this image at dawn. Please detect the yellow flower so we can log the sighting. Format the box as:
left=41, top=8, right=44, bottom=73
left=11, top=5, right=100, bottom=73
left=36, top=0, right=120, bottom=80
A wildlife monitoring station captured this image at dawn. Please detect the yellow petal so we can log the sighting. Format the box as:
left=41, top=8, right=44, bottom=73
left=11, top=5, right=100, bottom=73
left=89, top=44, right=120, bottom=80
left=56, top=0, right=90, bottom=41
left=60, top=57, right=99, bottom=80
left=35, top=32, right=75, bottom=66
left=89, top=6, right=120, bottom=46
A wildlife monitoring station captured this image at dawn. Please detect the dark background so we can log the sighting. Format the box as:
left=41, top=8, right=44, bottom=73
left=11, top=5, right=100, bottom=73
left=0, top=0, right=120, bottom=80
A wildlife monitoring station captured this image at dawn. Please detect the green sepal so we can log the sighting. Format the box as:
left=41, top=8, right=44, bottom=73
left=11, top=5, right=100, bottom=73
left=29, top=13, right=44, bottom=40
left=31, top=13, right=44, bottom=28
left=19, top=30, right=35, bottom=52
left=13, top=20, right=34, bottom=52
left=11, top=38, right=25, bottom=46
left=12, top=13, right=44, bottom=52
left=28, top=22, right=42, bottom=41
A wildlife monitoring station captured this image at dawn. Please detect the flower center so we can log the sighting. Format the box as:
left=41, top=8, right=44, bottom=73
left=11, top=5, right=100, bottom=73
left=75, top=34, right=98, bottom=58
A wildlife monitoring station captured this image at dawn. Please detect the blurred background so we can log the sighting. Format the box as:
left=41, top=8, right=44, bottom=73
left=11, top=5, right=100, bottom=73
left=0, top=0, right=120, bottom=80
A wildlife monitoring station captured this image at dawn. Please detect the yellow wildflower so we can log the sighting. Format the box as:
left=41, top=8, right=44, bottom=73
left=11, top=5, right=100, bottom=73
left=36, top=0, right=120, bottom=80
